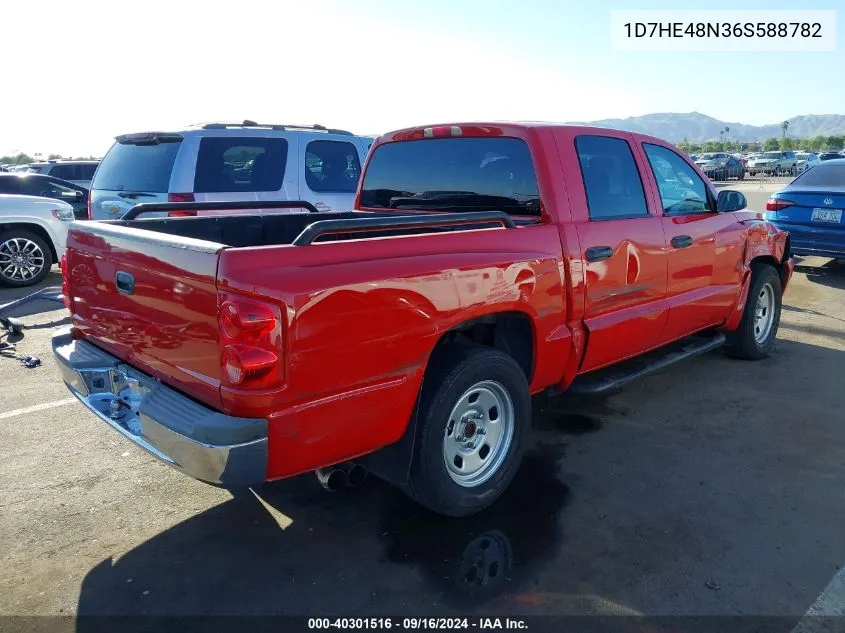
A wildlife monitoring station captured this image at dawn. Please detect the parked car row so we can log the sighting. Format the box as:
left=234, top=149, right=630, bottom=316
left=0, top=160, right=100, bottom=186
left=689, top=150, right=845, bottom=181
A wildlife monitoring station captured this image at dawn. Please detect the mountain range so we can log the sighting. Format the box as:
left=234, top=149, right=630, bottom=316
left=571, top=112, right=845, bottom=143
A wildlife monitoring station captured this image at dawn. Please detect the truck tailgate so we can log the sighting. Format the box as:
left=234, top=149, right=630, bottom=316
left=66, top=221, right=225, bottom=410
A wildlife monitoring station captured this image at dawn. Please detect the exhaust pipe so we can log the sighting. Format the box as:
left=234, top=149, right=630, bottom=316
left=339, top=461, right=368, bottom=488
left=315, top=466, right=348, bottom=492
left=315, top=461, right=368, bottom=491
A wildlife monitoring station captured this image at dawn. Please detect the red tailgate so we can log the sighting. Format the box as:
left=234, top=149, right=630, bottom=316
left=65, top=222, right=225, bottom=410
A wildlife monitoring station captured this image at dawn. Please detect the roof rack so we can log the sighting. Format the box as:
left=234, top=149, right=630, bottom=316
left=200, top=120, right=353, bottom=135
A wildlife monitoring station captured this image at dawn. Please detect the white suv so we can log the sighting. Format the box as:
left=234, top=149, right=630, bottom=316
left=0, top=194, right=75, bottom=286
left=27, top=160, right=100, bottom=187
left=89, top=121, right=374, bottom=221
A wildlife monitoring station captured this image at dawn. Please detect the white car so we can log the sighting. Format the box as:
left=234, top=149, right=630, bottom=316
left=0, top=194, right=75, bottom=287
left=795, top=152, right=820, bottom=174
left=89, top=121, right=375, bottom=220
left=26, top=160, right=100, bottom=187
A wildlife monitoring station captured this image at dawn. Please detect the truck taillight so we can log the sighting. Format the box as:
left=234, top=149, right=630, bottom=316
left=765, top=198, right=793, bottom=211
left=222, top=345, right=278, bottom=385
left=218, top=293, right=283, bottom=388
left=60, top=253, right=71, bottom=311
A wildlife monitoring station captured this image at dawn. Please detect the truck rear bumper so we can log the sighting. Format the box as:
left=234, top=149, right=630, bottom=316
left=52, top=326, right=268, bottom=487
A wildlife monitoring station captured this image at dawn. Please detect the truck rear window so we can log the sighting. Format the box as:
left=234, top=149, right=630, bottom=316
left=93, top=139, right=181, bottom=192
left=360, top=137, right=540, bottom=215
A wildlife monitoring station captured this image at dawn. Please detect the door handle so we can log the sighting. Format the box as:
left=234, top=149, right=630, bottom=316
left=585, top=246, right=613, bottom=262
left=671, top=235, right=694, bottom=249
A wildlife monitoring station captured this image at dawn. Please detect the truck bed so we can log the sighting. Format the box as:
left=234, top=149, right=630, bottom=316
left=112, top=211, right=389, bottom=247
left=110, top=210, right=517, bottom=248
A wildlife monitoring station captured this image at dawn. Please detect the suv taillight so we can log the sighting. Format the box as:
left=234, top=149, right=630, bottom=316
left=86, top=191, right=92, bottom=220
left=60, top=253, right=72, bottom=311
left=218, top=293, right=283, bottom=389
left=167, top=193, right=196, bottom=217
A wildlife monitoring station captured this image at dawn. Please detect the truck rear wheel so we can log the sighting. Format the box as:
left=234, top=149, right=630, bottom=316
left=725, top=263, right=782, bottom=360
left=406, top=346, right=531, bottom=517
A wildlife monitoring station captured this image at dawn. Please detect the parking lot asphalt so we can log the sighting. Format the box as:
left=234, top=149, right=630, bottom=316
left=1, top=254, right=844, bottom=623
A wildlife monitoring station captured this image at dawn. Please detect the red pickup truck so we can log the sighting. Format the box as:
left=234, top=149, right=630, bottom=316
left=54, top=123, right=793, bottom=516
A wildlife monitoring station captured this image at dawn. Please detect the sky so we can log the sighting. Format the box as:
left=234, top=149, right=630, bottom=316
left=1, top=0, right=842, bottom=157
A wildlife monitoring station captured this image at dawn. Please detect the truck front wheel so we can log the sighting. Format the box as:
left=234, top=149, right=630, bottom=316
left=725, top=263, right=782, bottom=360
left=406, top=346, right=531, bottom=517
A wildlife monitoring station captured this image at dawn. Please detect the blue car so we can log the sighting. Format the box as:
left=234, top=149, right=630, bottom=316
left=764, top=158, right=845, bottom=259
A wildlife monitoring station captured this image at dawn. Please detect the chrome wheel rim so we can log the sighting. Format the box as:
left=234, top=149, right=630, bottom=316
left=0, top=238, right=45, bottom=282
left=443, top=380, right=514, bottom=488
left=754, top=282, right=776, bottom=344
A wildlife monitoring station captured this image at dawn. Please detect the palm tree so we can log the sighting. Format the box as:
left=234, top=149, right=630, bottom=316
left=781, top=120, right=789, bottom=139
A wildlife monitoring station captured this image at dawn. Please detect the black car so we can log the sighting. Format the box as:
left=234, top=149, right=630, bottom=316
left=818, top=153, right=844, bottom=162
left=701, top=156, right=745, bottom=181
left=0, top=173, right=88, bottom=219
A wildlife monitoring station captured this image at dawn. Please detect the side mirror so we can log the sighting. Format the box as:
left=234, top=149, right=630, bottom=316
left=717, top=190, right=747, bottom=212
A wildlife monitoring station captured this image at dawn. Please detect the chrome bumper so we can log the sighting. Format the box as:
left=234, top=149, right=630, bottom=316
left=52, top=327, right=267, bottom=487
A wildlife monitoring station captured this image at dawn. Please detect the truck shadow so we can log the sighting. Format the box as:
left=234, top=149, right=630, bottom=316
left=75, top=445, right=572, bottom=620
left=793, top=258, right=845, bottom=291
left=0, top=269, right=66, bottom=319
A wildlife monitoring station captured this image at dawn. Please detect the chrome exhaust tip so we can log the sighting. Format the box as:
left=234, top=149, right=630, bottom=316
left=315, top=467, right=348, bottom=492
left=341, top=461, right=368, bottom=488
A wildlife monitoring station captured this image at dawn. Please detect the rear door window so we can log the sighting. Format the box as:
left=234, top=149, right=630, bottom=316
left=94, top=139, right=182, bottom=192
left=305, top=140, right=361, bottom=193
left=194, top=137, right=287, bottom=193
left=359, top=137, right=540, bottom=215
left=575, top=135, right=649, bottom=220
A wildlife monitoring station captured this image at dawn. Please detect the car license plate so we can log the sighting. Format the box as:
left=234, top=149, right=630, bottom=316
left=811, top=208, right=842, bottom=224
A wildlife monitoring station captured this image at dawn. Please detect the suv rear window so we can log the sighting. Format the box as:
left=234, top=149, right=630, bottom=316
left=94, top=140, right=181, bottom=192
left=194, top=137, right=288, bottom=193
left=359, top=137, right=540, bottom=215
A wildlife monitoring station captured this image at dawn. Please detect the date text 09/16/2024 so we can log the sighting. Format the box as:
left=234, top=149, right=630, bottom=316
left=307, top=618, right=528, bottom=630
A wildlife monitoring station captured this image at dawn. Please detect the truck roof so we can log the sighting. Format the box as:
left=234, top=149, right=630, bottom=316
left=379, top=121, right=670, bottom=146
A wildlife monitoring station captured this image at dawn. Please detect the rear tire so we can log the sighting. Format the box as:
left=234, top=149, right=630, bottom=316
left=0, top=230, right=53, bottom=288
left=725, top=264, right=782, bottom=360
left=405, top=345, right=531, bottom=517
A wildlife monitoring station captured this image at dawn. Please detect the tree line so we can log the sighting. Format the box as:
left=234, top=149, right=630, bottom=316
left=0, top=152, right=98, bottom=165
left=677, top=135, right=845, bottom=155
